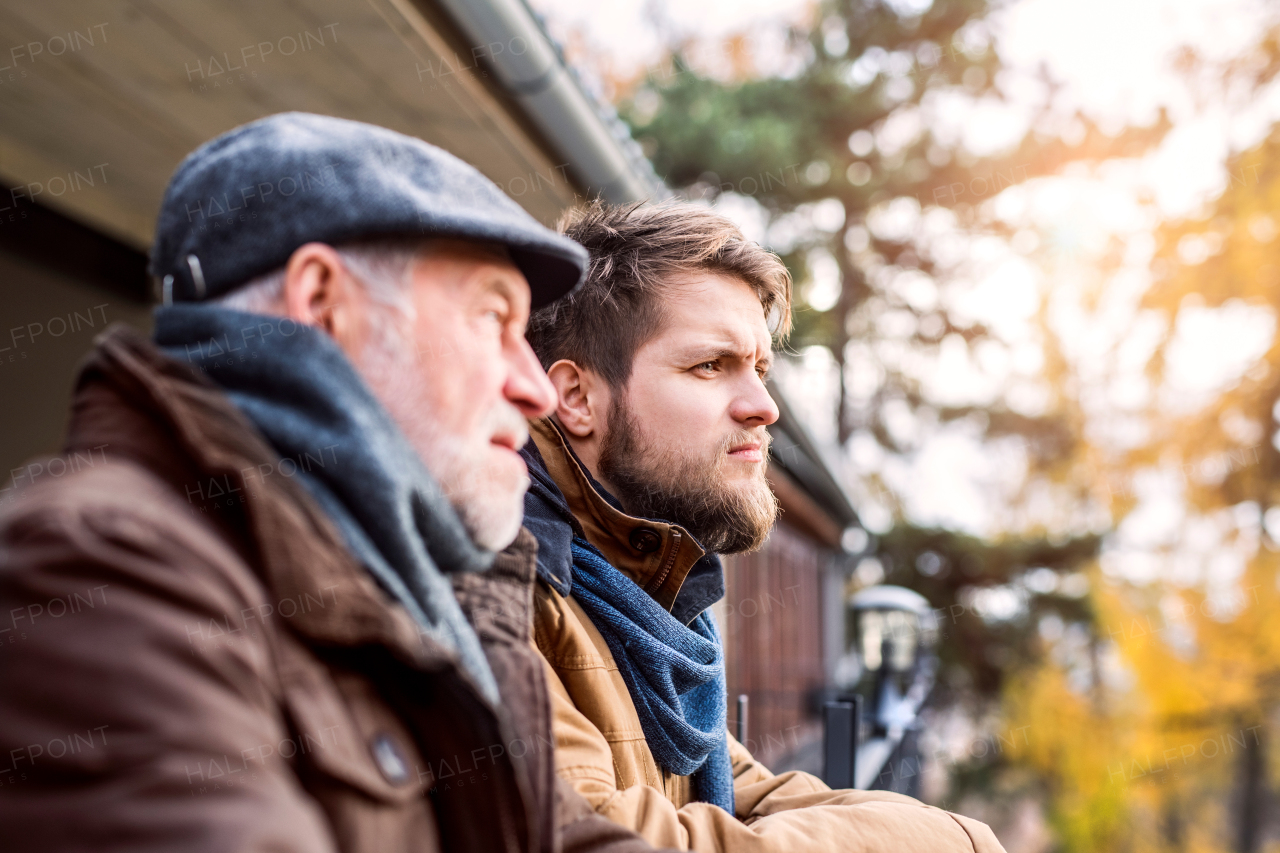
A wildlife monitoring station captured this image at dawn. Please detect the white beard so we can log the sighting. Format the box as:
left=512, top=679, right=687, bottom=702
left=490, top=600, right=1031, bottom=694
left=353, top=309, right=529, bottom=551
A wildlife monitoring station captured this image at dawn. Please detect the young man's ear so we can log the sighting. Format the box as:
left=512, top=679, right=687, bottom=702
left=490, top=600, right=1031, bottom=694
left=546, top=360, right=608, bottom=438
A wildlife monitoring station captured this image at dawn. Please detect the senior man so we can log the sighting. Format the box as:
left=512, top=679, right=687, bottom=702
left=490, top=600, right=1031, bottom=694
left=0, top=113, right=666, bottom=853
left=518, top=200, right=1007, bottom=852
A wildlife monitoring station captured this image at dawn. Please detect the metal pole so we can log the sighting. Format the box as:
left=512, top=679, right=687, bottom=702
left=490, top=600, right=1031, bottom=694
left=822, top=701, right=855, bottom=788
left=736, top=694, right=749, bottom=745
left=850, top=693, right=861, bottom=788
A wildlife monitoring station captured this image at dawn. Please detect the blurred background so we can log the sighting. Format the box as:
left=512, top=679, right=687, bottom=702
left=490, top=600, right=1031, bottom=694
left=3, top=0, right=1280, bottom=848
left=529, top=0, right=1280, bottom=848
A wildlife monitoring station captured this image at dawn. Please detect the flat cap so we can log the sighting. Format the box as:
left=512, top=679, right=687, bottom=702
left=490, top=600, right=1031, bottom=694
left=150, top=112, right=586, bottom=308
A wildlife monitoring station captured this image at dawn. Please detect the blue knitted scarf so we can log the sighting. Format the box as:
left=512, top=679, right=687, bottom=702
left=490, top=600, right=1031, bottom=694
left=153, top=304, right=500, bottom=703
left=569, top=538, right=734, bottom=813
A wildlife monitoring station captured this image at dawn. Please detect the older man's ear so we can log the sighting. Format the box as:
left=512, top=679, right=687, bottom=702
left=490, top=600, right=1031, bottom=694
left=281, top=242, right=366, bottom=351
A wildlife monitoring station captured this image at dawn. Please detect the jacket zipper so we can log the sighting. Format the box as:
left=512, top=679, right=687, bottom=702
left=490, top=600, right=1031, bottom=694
left=645, top=528, right=681, bottom=595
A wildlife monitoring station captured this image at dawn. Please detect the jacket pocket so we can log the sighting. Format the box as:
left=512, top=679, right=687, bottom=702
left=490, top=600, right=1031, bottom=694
left=276, top=637, right=429, bottom=805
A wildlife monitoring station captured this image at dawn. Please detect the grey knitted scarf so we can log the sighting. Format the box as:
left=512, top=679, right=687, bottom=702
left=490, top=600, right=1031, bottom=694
left=154, top=304, right=500, bottom=703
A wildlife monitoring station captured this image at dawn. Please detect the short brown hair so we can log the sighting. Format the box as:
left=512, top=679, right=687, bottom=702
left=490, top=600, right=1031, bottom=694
left=527, top=200, right=792, bottom=389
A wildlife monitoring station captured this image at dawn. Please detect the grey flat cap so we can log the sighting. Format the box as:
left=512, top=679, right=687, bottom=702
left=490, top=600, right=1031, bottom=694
left=150, top=112, right=586, bottom=308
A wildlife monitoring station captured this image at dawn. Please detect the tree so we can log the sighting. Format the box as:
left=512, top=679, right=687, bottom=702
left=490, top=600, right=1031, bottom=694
left=621, top=0, right=1166, bottom=449
left=989, top=27, right=1280, bottom=850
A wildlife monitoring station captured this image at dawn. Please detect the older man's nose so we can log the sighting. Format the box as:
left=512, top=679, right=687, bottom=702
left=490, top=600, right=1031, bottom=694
left=506, top=336, right=557, bottom=417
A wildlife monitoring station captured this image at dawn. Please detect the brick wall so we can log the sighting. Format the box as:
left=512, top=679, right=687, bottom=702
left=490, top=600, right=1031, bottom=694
left=720, top=520, right=833, bottom=768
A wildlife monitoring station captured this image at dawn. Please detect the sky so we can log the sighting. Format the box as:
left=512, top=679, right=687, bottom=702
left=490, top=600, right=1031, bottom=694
left=530, top=0, right=1280, bottom=543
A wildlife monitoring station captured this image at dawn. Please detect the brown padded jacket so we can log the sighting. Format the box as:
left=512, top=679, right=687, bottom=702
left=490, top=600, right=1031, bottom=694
left=526, top=417, right=1008, bottom=852
left=0, top=325, right=666, bottom=853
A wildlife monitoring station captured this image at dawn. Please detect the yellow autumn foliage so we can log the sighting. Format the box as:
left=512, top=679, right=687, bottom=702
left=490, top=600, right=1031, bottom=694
left=997, top=125, right=1280, bottom=850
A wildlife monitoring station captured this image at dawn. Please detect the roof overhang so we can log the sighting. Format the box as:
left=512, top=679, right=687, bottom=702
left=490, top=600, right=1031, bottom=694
left=0, top=0, right=659, bottom=260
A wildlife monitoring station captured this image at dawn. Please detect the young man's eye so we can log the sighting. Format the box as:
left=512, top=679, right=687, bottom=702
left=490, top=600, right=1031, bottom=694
left=695, top=361, right=719, bottom=373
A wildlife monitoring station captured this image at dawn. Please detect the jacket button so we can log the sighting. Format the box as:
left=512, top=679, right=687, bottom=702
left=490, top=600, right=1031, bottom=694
left=371, top=732, right=411, bottom=785
left=629, top=528, right=661, bottom=553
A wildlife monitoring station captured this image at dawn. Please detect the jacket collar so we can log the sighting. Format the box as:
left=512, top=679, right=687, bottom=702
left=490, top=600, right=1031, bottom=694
left=68, top=324, right=445, bottom=664
left=520, top=437, right=578, bottom=597
left=526, top=417, right=709, bottom=615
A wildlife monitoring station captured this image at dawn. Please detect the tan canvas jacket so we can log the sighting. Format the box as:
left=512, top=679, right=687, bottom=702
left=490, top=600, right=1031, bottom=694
left=526, top=417, right=1007, bottom=852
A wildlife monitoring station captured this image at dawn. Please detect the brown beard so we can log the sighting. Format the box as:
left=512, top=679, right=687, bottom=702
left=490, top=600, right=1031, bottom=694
left=597, top=393, right=778, bottom=554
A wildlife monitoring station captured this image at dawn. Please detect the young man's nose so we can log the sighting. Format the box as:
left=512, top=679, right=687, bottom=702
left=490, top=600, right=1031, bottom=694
left=733, top=374, right=780, bottom=427
left=504, top=336, right=557, bottom=417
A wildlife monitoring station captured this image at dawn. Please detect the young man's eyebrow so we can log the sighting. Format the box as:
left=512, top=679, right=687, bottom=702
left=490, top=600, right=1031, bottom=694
left=673, top=345, right=742, bottom=361
left=673, top=343, right=774, bottom=367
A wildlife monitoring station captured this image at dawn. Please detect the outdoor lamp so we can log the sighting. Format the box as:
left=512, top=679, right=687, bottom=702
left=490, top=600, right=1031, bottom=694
left=847, top=584, right=939, bottom=737
left=849, top=585, right=938, bottom=677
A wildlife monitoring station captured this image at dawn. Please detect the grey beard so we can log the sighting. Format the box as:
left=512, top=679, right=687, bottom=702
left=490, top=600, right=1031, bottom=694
left=597, top=395, right=778, bottom=554
left=353, top=308, right=526, bottom=551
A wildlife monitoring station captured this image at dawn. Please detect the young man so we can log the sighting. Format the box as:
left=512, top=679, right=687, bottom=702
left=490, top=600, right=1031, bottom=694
left=520, top=201, right=1006, bottom=852
left=0, top=114, right=665, bottom=853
